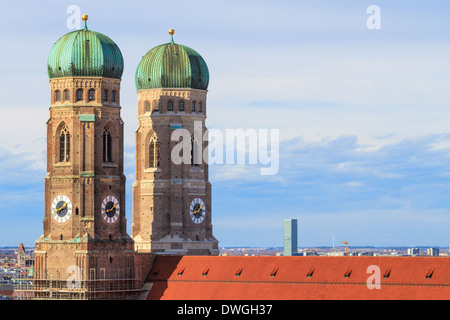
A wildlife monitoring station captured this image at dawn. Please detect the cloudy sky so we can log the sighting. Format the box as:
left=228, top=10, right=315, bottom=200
left=1, top=0, right=450, bottom=248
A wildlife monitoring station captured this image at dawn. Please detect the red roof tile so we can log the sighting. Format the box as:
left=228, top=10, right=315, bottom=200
left=145, top=256, right=450, bottom=300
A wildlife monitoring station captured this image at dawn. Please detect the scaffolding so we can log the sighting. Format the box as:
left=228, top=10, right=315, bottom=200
left=12, top=267, right=150, bottom=300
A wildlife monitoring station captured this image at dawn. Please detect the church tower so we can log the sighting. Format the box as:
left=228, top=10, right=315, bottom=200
left=34, top=16, right=136, bottom=299
left=132, top=29, right=219, bottom=255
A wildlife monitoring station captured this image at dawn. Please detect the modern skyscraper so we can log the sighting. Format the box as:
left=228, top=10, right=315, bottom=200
left=284, top=219, right=298, bottom=256
left=427, top=248, right=439, bottom=257
left=407, top=248, right=420, bottom=256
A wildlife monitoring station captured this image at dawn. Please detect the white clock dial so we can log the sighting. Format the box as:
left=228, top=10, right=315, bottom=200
left=51, top=195, right=72, bottom=223
left=101, top=195, right=120, bottom=224
left=190, top=198, right=205, bottom=224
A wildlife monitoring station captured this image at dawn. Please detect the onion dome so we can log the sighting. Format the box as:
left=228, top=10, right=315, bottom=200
left=47, top=15, right=124, bottom=79
left=135, top=29, right=209, bottom=91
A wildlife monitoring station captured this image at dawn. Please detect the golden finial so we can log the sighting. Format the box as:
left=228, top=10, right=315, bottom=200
left=169, top=28, right=175, bottom=44
left=82, top=14, right=89, bottom=30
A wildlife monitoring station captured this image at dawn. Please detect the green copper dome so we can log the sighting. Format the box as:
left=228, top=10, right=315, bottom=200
left=135, top=34, right=209, bottom=91
left=47, top=22, right=124, bottom=79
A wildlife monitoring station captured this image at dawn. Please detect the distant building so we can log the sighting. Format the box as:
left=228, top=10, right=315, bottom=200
left=427, top=248, right=439, bottom=257
left=407, top=248, right=420, bottom=256
left=17, top=244, right=26, bottom=267
left=283, top=219, right=298, bottom=256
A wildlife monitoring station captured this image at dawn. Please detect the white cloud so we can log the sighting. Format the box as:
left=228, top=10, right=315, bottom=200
left=346, top=181, right=363, bottom=187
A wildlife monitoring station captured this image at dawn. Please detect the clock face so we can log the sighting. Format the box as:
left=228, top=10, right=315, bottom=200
left=190, top=198, right=205, bottom=224
left=101, top=195, right=120, bottom=224
left=51, top=195, right=72, bottom=223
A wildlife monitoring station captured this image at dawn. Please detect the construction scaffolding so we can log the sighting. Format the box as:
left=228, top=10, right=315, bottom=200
left=12, top=267, right=150, bottom=300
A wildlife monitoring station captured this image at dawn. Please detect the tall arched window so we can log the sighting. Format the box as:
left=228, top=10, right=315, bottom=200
left=55, top=90, right=61, bottom=102
left=192, top=101, right=196, bottom=112
left=149, top=134, right=160, bottom=168
left=191, top=137, right=200, bottom=166
left=103, top=90, right=108, bottom=102
left=179, top=101, right=185, bottom=112
left=198, top=102, right=203, bottom=113
left=88, top=89, right=95, bottom=101
left=145, top=101, right=150, bottom=112
left=167, top=100, right=173, bottom=111
left=76, top=89, right=83, bottom=101
left=59, top=125, right=70, bottom=162
left=154, top=100, right=159, bottom=112
left=103, top=127, right=112, bottom=163
left=64, top=89, right=70, bottom=101
left=111, top=90, right=116, bottom=102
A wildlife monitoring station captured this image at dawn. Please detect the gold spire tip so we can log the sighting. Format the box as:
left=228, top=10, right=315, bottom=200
left=82, top=14, right=88, bottom=21
left=169, top=28, right=175, bottom=35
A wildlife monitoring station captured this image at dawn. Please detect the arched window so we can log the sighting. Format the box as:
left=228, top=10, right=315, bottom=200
left=198, top=102, right=203, bottom=113
left=103, top=90, right=108, bottom=102
left=179, top=101, right=185, bottom=112
left=145, top=101, right=150, bottom=112
left=149, top=134, right=160, bottom=168
left=192, top=101, right=196, bottom=112
left=154, top=100, right=159, bottom=112
left=167, top=101, right=173, bottom=111
left=55, top=90, right=61, bottom=102
left=59, top=125, right=70, bottom=162
left=111, top=90, right=116, bottom=102
left=103, top=127, right=112, bottom=163
left=64, top=89, right=70, bottom=101
left=76, top=89, right=83, bottom=101
left=88, top=89, right=95, bottom=101
left=191, top=137, right=200, bottom=166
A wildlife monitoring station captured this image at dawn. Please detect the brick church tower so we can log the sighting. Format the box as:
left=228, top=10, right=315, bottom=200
left=132, top=29, right=219, bottom=255
left=34, top=16, right=137, bottom=299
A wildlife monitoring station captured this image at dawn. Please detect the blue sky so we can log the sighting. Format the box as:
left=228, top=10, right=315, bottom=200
left=1, top=0, right=450, bottom=248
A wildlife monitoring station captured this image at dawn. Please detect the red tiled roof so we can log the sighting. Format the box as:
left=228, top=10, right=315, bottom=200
left=145, top=256, right=450, bottom=300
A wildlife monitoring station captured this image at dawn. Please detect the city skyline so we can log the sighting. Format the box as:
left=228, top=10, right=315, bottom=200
left=1, top=0, right=450, bottom=248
